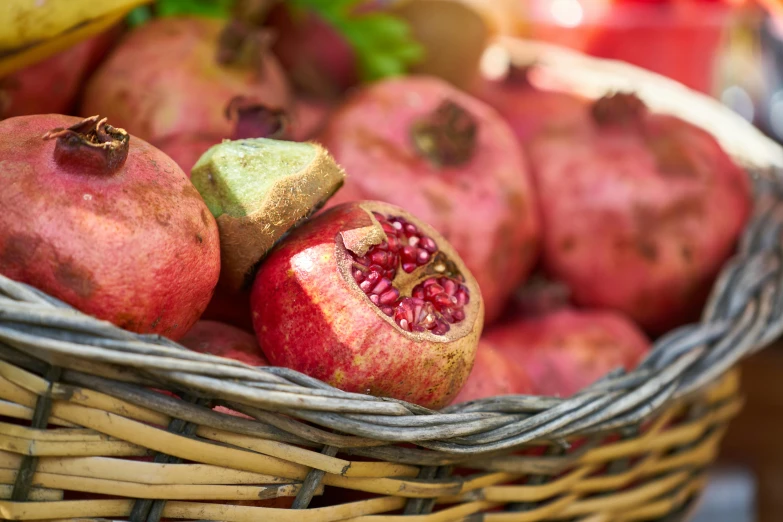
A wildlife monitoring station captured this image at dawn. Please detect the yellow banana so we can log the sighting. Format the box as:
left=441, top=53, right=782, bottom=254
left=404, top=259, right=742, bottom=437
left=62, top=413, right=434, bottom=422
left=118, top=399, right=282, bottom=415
left=0, top=0, right=153, bottom=77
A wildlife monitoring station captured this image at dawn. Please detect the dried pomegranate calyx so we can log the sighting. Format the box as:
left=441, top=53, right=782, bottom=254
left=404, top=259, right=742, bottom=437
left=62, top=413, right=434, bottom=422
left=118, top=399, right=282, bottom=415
left=349, top=211, right=469, bottom=335
left=591, top=92, right=647, bottom=128
left=216, top=18, right=275, bottom=69
left=411, top=100, right=477, bottom=168
left=225, top=96, right=289, bottom=140
left=43, top=115, right=129, bottom=174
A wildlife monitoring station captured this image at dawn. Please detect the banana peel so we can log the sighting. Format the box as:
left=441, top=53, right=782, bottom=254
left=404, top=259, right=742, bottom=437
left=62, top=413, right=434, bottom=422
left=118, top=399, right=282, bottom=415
left=0, top=0, right=152, bottom=77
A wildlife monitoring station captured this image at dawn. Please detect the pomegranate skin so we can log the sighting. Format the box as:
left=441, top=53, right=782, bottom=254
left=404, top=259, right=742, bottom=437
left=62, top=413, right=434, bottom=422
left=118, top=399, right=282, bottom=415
left=200, top=287, right=254, bottom=333
left=528, top=98, right=752, bottom=333
left=266, top=3, right=358, bottom=97
left=471, top=73, right=590, bottom=145
left=288, top=96, right=333, bottom=142
left=251, top=201, right=484, bottom=409
left=0, top=114, right=220, bottom=340
left=319, top=76, right=540, bottom=324
left=1, top=30, right=119, bottom=119
left=451, top=340, right=534, bottom=404
left=81, top=16, right=290, bottom=173
left=180, top=320, right=268, bottom=366
left=486, top=308, right=651, bottom=398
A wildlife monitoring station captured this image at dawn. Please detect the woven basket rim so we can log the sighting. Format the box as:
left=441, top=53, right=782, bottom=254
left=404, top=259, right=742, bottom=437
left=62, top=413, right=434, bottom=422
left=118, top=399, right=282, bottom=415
left=0, top=39, right=781, bottom=456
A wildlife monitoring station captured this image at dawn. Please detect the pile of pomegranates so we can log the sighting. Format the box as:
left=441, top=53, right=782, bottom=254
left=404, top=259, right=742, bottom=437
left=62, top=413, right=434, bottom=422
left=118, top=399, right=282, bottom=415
left=0, top=3, right=753, bottom=413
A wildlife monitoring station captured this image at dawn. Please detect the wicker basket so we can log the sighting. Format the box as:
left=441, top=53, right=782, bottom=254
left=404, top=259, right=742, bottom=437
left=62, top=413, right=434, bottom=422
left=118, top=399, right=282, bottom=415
left=1, top=39, right=783, bottom=522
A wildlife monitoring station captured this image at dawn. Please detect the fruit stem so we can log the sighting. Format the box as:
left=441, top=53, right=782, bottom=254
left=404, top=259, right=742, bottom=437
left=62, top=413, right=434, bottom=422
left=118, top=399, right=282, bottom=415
left=43, top=115, right=129, bottom=175
left=216, top=18, right=275, bottom=70
left=410, top=100, right=477, bottom=168
left=224, top=96, right=288, bottom=140
left=591, top=92, right=647, bottom=128
left=511, top=276, right=571, bottom=317
left=505, top=65, right=534, bottom=87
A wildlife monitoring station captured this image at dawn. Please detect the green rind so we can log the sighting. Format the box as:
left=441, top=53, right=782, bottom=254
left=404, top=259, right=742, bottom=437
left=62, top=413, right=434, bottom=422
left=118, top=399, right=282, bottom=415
left=191, top=138, right=318, bottom=218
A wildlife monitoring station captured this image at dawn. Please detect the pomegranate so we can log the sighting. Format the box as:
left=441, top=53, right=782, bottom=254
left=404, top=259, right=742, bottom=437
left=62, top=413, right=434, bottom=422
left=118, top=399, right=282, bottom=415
left=451, top=340, right=534, bottom=404
left=200, top=288, right=255, bottom=333
left=0, top=115, right=220, bottom=340
left=265, top=2, right=358, bottom=98
left=288, top=96, right=333, bottom=142
left=180, top=320, right=268, bottom=366
left=471, top=66, right=591, bottom=145
left=528, top=93, right=752, bottom=333
left=485, top=308, right=651, bottom=397
left=319, top=76, right=540, bottom=324
left=1, top=29, right=119, bottom=120
left=81, top=16, right=291, bottom=173
left=251, top=201, right=484, bottom=409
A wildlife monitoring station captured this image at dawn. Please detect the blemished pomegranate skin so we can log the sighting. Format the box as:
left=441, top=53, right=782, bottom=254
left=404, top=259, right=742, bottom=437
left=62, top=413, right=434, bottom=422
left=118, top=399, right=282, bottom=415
left=486, top=308, right=651, bottom=398
left=0, top=114, right=220, bottom=340
left=451, top=339, right=534, bottom=404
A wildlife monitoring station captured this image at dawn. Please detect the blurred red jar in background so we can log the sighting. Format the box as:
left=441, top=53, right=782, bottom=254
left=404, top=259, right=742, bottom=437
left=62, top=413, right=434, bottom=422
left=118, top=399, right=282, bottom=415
left=517, top=0, right=734, bottom=94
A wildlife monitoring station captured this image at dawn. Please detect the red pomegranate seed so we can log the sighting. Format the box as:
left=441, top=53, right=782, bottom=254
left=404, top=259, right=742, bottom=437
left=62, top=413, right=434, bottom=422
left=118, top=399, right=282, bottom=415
left=379, top=288, right=400, bottom=305
left=420, top=236, right=437, bottom=253
left=387, top=234, right=400, bottom=251
left=401, top=245, right=417, bottom=263
left=371, top=250, right=389, bottom=267
left=372, top=278, right=391, bottom=295
left=432, top=321, right=450, bottom=335
left=402, top=262, right=417, bottom=273
left=424, top=283, right=445, bottom=299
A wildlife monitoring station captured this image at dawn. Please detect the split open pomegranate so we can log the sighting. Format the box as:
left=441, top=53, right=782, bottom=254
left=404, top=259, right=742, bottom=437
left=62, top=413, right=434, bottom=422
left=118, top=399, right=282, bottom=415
left=250, top=201, right=484, bottom=409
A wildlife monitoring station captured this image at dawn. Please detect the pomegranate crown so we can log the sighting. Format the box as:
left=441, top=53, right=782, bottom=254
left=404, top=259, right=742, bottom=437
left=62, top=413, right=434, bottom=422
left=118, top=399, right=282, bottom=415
left=411, top=100, right=478, bottom=168
left=591, top=92, right=648, bottom=128
left=43, top=115, right=129, bottom=175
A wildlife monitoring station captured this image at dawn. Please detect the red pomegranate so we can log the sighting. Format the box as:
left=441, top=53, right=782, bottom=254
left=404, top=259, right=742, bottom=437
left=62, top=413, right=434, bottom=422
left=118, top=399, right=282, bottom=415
left=288, top=96, right=333, bottom=142
left=471, top=66, right=590, bottom=145
left=180, top=320, right=268, bottom=366
left=451, top=340, right=534, bottom=404
left=265, top=2, right=358, bottom=98
left=528, top=93, right=752, bottom=333
left=200, top=288, right=255, bottom=333
left=81, top=16, right=290, bottom=173
left=1, top=29, right=120, bottom=120
left=485, top=308, right=651, bottom=397
left=0, top=115, right=220, bottom=340
left=319, top=76, right=540, bottom=324
left=251, top=201, right=484, bottom=409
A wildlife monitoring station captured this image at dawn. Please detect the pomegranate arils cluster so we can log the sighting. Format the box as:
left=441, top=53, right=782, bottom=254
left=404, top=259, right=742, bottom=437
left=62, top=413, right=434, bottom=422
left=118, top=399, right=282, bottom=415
left=413, top=277, right=469, bottom=323
left=350, top=212, right=469, bottom=335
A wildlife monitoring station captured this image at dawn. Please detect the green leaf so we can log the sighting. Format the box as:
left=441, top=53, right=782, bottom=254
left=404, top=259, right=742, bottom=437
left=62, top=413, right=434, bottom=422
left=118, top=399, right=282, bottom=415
left=290, top=0, right=423, bottom=82
left=155, top=0, right=236, bottom=19
left=126, top=6, right=153, bottom=27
